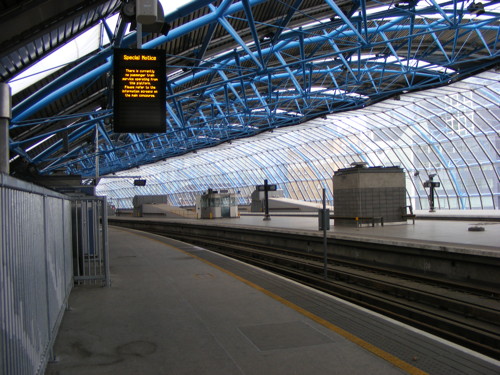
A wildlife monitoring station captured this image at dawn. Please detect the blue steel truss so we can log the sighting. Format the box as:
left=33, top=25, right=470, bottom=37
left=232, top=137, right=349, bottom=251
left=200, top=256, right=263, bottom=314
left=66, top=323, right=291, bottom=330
left=8, top=0, right=500, bottom=178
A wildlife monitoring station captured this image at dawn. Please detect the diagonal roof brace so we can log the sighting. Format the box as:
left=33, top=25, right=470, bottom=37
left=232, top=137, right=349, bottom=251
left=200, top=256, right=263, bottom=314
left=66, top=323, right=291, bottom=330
left=241, top=0, right=265, bottom=68
left=324, top=0, right=367, bottom=46
left=215, top=15, right=264, bottom=71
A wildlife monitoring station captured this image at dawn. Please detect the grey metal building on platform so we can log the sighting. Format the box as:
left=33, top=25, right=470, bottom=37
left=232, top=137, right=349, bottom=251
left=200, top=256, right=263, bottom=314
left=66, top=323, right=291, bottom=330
left=332, top=165, right=406, bottom=225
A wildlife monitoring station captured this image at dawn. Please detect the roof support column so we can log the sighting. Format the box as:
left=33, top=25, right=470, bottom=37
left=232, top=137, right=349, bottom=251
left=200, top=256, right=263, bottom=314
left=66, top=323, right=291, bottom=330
left=0, top=83, right=11, bottom=174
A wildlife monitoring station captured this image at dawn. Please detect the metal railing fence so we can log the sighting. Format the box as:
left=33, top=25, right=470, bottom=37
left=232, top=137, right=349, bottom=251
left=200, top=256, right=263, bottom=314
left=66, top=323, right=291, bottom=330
left=72, top=196, right=110, bottom=287
left=1, top=174, right=110, bottom=375
left=1, top=175, right=73, bottom=375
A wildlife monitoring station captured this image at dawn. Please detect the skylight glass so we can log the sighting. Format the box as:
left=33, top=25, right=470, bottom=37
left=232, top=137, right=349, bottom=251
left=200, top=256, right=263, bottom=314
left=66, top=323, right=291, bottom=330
left=7, top=1, right=197, bottom=95
left=8, top=25, right=101, bottom=95
left=160, top=0, right=197, bottom=16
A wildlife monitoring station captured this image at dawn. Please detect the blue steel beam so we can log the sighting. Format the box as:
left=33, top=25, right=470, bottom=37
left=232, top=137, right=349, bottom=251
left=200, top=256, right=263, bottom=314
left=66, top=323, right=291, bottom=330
left=218, top=70, right=246, bottom=108
left=324, top=0, right=366, bottom=45
left=241, top=0, right=265, bottom=67
left=113, top=14, right=129, bottom=48
left=10, top=110, right=112, bottom=149
left=359, top=0, right=368, bottom=41
left=274, top=52, right=304, bottom=95
left=172, top=15, right=498, bottom=95
left=167, top=82, right=187, bottom=127
left=14, top=1, right=490, bottom=127
left=428, top=0, right=454, bottom=25
left=34, top=121, right=96, bottom=163
left=270, top=0, right=303, bottom=45
left=11, top=1, right=500, bottom=177
left=13, top=0, right=269, bottom=121
left=194, top=0, right=234, bottom=67
left=42, top=147, right=83, bottom=173
left=101, top=19, right=114, bottom=45
left=215, top=15, right=264, bottom=70
left=14, top=1, right=498, bottom=124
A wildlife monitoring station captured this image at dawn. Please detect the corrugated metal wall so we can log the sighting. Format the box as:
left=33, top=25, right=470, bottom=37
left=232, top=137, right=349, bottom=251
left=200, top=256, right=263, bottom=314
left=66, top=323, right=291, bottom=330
left=1, top=175, right=73, bottom=375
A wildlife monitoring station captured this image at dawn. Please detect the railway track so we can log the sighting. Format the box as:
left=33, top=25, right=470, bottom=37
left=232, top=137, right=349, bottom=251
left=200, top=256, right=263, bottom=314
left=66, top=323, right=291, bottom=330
left=155, top=231, right=500, bottom=360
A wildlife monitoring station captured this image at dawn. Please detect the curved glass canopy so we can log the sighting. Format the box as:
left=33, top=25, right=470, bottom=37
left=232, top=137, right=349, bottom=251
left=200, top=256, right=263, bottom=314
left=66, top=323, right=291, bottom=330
left=96, top=70, right=499, bottom=211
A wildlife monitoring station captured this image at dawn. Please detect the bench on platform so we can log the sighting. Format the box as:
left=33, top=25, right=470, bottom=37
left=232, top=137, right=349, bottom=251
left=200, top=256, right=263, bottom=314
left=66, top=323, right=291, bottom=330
left=401, top=205, right=416, bottom=224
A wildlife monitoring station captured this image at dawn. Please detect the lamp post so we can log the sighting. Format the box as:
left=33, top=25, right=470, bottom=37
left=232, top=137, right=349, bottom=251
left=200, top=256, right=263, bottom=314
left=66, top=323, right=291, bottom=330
left=256, top=180, right=277, bottom=221
left=317, top=186, right=330, bottom=279
left=423, top=174, right=440, bottom=212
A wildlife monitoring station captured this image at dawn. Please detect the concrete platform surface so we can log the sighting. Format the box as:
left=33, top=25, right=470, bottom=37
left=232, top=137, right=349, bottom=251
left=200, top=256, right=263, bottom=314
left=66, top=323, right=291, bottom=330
left=121, top=212, right=500, bottom=252
left=235, top=214, right=500, bottom=250
left=45, top=227, right=500, bottom=375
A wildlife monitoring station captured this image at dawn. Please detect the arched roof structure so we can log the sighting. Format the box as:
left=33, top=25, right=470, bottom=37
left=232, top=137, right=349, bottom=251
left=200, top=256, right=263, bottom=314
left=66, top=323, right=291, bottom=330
left=2, top=0, right=499, bottom=209
left=97, top=70, right=499, bottom=210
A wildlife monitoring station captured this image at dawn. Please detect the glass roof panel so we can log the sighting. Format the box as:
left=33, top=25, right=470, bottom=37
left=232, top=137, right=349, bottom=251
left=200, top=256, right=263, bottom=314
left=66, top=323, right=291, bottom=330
left=98, top=70, right=499, bottom=209
left=9, top=25, right=102, bottom=95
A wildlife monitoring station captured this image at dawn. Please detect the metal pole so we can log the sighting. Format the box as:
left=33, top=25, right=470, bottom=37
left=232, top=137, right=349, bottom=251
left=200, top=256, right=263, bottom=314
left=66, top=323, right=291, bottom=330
left=95, top=125, right=99, bottom=185
left=323, top=188, right=328, bottom=279
left=263, top=179, right=271, bottom=221
left=429, top=184, right=435, bottom=212
left=429, top=175, right=435, bottom=212
left=102, top=196, right=111, bottom=287
left=0, top=83, right=12, bottom=174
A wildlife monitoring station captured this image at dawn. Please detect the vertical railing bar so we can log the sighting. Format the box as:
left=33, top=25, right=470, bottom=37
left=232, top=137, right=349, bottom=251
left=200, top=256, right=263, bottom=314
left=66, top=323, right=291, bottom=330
left=92, top=199, right=97, bottom=281
left=83, top=199, right=88, bottom=284
left=2, top=189, right=14, bottom=374
left=98, top=199, right=102, bottom=281
left=61, top=199, right=65, bottom=289
left=83, top=200, right=88, bottom=284
left=93, top=199, right=97, bottom=284
left=1, top=188, right=4, bottom=375
left=76, top=199, right=81, bottom=283
left=87, top=200, right=91, bottom=285
left=11, top=190, right=17, bottom=374
left=78, top=200, right=82, bottom=282
left=9, top=189, right=15, bottom=373
left=25, top=193, right=31, bottom=375
left=73, top=200, right=79, bottom=282
left=1, top=188, right=3, bottom=375
left=97, top=199, right=102, bottom=277
left=89, top=199, right=93, bottom=283
left=97, top=198, right=106, bottom=285
left=77, top=200, right=82, bottom=283
left=102, top=196, right=110, bottom=287
left=43, top=194, right=52, bottom=372
left=95, top=200, right=98, bottom=284
left=62, top=199, right=68, bottom=294
left=95, top=199, right=99, bottom=283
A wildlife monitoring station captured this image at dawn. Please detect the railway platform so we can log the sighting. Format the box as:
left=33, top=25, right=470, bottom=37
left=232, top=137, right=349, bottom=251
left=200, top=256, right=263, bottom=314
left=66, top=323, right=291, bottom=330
left=114, top=209, right=500, bottom=251
left=221, top=209, right=500, bottom=251
left=45, top=226, right=500, bottom=375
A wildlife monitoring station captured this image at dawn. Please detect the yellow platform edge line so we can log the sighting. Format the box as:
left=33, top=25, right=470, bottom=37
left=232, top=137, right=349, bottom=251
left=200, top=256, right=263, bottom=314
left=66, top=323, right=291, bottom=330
left=140, top=231, right=429, bottom=375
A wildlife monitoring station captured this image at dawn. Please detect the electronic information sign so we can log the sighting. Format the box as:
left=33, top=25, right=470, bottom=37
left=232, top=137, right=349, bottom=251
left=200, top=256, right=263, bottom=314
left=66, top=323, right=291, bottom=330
left=113, top=48, right=166, bottom=133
